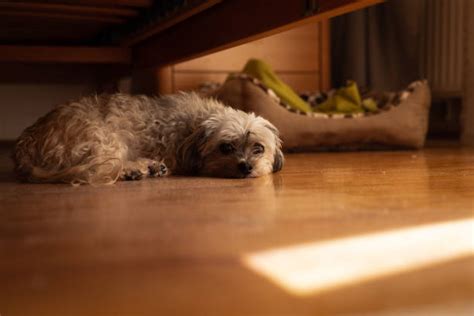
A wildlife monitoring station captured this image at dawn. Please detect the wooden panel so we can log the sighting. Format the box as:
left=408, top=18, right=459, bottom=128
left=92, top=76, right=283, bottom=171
left=175, top=23, right=319, bottom=72
left=279, top=73, right=320, bottom=92
left=133, top=0, right=384, bottom=67
left=0, top=10, right=126, bottom=23
left=24, top=0, right=153, bottom=7
left=174, top=72, right=319, bottom=93
left=122, top=0, right=222, bottom=46
left=0, top=46, right=131, bottom=64
left=0, top=63, right=128, bottom=84
left=0, top=19, right=108, bottom=45
left=0, top=2, right=139, bottom=16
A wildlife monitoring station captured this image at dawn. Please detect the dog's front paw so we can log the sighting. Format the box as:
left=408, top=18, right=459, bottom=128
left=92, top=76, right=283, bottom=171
left=121, top=169, right=145, bottom=181
left=120, top=159, right=168, bottom=181
left=148, top=161, right=168, bottom=177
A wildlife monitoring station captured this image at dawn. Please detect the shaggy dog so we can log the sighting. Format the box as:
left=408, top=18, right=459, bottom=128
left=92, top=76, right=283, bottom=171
left=13, top=92, right=284, bottom=185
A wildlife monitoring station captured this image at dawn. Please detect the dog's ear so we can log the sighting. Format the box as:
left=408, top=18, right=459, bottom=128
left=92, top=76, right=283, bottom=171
left=273, top=147, right=284, bottom=173
left=263, top=121, right=284, bottom=173
left=176, top=126, right=208, bottom=175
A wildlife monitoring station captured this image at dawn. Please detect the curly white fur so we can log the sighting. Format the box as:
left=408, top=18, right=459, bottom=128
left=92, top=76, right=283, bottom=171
left=13, top=92, right=283, bottom=185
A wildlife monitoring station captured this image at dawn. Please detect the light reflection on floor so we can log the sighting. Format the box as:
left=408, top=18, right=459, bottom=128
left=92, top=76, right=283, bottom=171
left=243, top=218, right=474, bottom=295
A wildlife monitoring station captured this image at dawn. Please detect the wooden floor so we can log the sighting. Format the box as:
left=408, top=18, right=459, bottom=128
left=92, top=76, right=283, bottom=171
left=0, top=144, right=473, bottom=316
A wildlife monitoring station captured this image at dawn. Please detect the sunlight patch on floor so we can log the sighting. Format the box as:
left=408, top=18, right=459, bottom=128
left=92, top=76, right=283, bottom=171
left=242, top=218, right=474, bottom=295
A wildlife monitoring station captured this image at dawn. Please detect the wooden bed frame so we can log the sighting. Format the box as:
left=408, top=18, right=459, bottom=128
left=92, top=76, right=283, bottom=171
left=0, top=0, right=383, bottom=90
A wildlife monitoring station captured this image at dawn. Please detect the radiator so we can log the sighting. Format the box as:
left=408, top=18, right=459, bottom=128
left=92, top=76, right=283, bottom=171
left=421, top=0, right=465, bottom=95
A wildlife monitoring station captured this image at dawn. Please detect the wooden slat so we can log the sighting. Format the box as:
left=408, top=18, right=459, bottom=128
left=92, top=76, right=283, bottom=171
left=0, top=20, right=109, bottom=45
left=78, top=0, right=152, bottom=6
left=0, top=63, right=129, bottom=84
left=0, top=10, right=126, bottom=23
left=25, top=0, right=153, bottom=7
left=133, top=0, right=384, bottom=68
left=0, top=46, right=131, bottom=64
left=0, top=2, right=138, bottom=17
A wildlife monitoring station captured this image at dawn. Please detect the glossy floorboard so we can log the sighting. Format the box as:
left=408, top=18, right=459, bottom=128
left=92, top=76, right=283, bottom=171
left=0, top=144, right=473, bottom=315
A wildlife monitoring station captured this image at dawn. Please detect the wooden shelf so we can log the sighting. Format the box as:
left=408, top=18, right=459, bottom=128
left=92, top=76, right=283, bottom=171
left=0, top=2, right=139, bottom=16
left=0, top=10, right=127, bottom=23
left=13, top=0, right=153, bottom=8
left=0, top=46, right=131, bottom=64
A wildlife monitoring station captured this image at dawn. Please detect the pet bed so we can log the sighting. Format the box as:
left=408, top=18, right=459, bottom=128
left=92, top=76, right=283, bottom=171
left=211, top=74, right=431, bottom=151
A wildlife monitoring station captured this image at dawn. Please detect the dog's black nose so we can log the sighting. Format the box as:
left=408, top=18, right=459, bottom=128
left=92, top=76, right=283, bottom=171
left=238, top=162, right=253, bottom=176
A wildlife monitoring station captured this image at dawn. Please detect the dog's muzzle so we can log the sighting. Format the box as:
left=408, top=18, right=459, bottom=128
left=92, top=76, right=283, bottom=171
left=238, top=162, right=253, bottom=177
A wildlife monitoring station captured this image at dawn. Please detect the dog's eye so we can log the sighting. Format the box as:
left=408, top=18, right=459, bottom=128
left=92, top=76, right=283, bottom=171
left=219, top=143, right=234, bottom=155
left=253, top=143, right=265, bottom=154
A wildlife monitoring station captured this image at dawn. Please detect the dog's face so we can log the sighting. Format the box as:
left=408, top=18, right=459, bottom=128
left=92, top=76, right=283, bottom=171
left=177, top=108, right=283, bottom=178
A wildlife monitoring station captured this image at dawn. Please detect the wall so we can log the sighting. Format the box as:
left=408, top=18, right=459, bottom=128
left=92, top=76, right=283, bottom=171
left=0, top=64, right=127, bottom=141
left=0, top=83, right=94, bottom=141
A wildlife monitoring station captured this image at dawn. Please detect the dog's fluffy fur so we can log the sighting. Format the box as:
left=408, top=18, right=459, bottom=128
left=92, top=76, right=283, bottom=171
left=13, top=92, right=284, bottom=185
